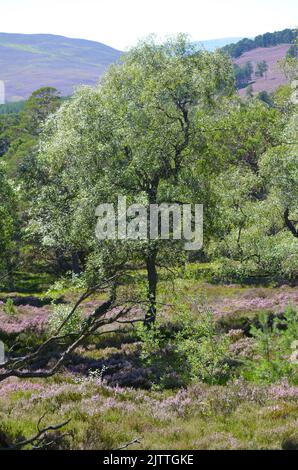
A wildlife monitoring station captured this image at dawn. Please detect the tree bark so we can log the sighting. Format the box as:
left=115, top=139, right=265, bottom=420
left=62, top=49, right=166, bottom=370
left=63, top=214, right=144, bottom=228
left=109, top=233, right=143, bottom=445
left=284, top=208, right=298, bottom=238
left=144, top=183, right=159, bottom=326
left=145, top=247, right=158, bottom=326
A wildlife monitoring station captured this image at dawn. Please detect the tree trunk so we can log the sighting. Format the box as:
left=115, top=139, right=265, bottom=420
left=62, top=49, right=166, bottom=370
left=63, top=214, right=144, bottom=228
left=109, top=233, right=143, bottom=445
left=144, top=247, right=158, bottom=326
left=284, top=208, right=298, bottom=238
left=144, top=183, right=159, bottom=326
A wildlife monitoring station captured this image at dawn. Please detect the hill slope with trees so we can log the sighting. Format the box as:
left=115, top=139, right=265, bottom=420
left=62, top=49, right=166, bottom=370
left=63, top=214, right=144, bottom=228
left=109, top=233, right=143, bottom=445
left=234, top=44, right=291, bottom=95
left=222, top=28, right=296, bottom=58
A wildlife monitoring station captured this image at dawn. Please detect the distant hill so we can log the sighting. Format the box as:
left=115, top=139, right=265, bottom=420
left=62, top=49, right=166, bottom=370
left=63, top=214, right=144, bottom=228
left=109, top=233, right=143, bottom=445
left=0, top=33, right=122, bottom=102
left=0, top=31, right=296, bottom=102
left=195, top=37, right=243, bottom=51
left=222, top=28, right=296, bottom=58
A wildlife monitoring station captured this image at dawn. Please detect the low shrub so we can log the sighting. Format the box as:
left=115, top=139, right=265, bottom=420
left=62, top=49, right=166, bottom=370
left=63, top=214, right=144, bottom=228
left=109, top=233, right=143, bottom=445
left=242, top=306, right=298, bottom=384
left=3, top=298, right=17, bottom=316
left=137, top=302, right=232, bottom=387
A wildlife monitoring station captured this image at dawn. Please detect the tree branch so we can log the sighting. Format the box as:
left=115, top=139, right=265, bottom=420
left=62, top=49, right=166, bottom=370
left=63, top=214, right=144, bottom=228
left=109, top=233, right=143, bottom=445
left=0, top=276, right=143, bottom=383
left=284, top=208, right=298, bottom=238
left=1, top=413, right=71, bottom=450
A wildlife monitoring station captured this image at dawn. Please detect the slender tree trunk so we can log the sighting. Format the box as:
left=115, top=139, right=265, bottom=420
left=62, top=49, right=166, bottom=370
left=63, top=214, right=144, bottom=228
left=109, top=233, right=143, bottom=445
left=145, top=247, right=158, bottom=326
left=144, top=183, right=159, bottom=326
left=284, top=208, right=298, bottom=238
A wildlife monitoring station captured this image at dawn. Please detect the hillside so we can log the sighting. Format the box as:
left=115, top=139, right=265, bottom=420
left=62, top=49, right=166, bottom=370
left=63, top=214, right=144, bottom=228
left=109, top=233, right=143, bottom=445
left=0, top=31, right=294, bottom=102
left=0, top=33, right=122, bottom=102
left=234, top=44, right=291, bottom=95
left=222, top=28, right=296, bottom=57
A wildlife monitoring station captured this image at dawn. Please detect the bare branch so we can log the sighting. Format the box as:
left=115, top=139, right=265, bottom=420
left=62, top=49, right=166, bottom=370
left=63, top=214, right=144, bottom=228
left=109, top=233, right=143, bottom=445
left=1, top=416, right=71, bottom=450
left=0, top=276, right=149, bottom=383
left=114, top=437, right=142, bottom=451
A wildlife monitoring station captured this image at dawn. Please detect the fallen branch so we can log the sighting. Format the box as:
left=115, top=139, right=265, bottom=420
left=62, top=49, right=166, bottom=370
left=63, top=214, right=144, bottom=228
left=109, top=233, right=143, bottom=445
left=0, top=275, right=145, bottom=382
left=1, top=413, right=71, bottom=450
left=114, top=437, right=142, bottom=451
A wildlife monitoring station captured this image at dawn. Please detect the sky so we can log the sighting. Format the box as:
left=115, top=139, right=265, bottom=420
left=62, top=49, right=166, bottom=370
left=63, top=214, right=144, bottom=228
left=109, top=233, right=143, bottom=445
left=0, top=0, right=297, bottom=50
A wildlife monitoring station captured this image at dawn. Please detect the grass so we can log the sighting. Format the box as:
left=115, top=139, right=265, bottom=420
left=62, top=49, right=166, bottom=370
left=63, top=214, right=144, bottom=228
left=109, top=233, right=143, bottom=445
left=0, top=271, right=55, bottom=295
left=0, top=265, right=297, bottom=450
left=1, top=375, right=297, bottom=449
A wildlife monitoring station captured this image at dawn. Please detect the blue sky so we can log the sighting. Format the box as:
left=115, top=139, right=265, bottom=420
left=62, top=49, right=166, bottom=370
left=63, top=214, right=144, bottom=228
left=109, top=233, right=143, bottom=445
left=0, top=0, right=297, bottom=50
